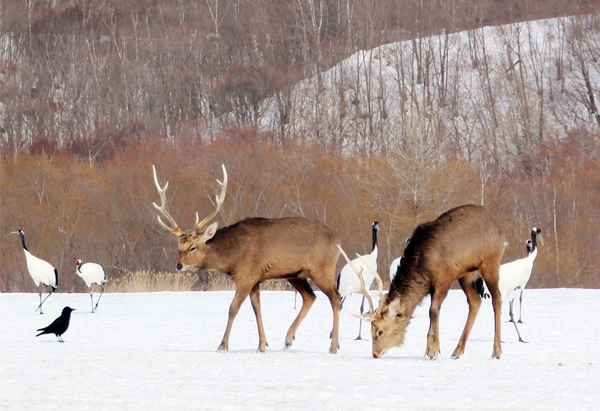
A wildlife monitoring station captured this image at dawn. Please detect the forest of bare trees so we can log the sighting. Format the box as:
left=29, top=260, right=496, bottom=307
left=1, top=0, right=599, bottom=292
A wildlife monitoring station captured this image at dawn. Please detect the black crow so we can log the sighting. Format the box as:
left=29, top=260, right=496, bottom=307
left=36, top=307, right=75, bottom=342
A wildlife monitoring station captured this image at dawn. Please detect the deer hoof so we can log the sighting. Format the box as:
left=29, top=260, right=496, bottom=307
left=284, top=342, right=293, bottom=350
left=451, top=354, right=460, bottom=360
left=216, top=344, right=228, bottom=353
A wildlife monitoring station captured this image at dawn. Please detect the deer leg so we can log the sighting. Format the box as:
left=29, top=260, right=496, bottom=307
left=284, top=279, right=316, bottom=350
left=517, top=288, right=524, bottom=323
left=217, top=282, right=254, bottom=352
left=452, top=276, right=482, bottom=359
left=249, top=283, right=269, bottom=353
left=329, top=295, right=348, bottom=340
left=425, top=286, right=449, bottom=360
left=320, top=286, right=341, bottom=354
left=485, top=277, right=503, bottom=359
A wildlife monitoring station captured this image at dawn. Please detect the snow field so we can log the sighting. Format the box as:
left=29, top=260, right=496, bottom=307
left=0, top=289, right=598, bottom=410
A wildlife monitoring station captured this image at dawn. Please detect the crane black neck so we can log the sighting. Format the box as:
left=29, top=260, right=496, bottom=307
left=372, top=223, right=379, bottom=252
left=530, top=232, right=538, bottom=253
left=17, top=231, right=28, bottom=251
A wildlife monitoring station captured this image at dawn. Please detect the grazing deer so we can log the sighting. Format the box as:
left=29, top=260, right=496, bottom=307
left=151, top=165, right=342, bottom=354
left=342, top=204, right=505, bottom=359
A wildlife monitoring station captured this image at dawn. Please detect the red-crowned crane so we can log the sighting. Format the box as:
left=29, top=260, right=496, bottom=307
left=478, top=227, right=543, bottom=343
left=336, top=221, right=379, bottom=340
left=75, top=259, right=107, bottom=313
left=501, top=227, right=543, bottom=325
left=12, top=229, right=58, bottom=314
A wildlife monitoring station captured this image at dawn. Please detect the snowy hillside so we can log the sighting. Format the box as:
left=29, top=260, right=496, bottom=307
left=1, top=289, right=598, bottom=410
left=258, top=16, right=600, bottom=160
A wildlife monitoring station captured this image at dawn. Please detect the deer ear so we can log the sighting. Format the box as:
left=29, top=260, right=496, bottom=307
left=200, top=222, right=219, bottom=243
left=387, top=298, right=401, bottom=318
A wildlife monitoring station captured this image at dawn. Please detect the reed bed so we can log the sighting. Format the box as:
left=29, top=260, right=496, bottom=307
left=106, top=270, right=198, bottom=293
left=107, top=269, right=295, bottom=292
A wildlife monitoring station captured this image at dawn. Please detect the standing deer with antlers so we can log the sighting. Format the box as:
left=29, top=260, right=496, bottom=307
left=341, top=204, right=505, bottom=359
left=151, top=165, right=342, bottom=354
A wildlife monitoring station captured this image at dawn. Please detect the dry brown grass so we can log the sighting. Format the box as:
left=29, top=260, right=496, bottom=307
left=196, top=271, right=295, bottom=291
left=106, top=270, right=199, bottom=293
left=107, top=269, right=295, bottom=292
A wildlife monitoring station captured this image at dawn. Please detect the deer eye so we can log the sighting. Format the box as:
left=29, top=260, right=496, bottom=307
left=190, top=246, right=197, bottom=252
left=378, top=330, right=384, bottom=337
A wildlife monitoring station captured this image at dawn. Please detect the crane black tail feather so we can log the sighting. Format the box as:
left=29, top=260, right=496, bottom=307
left=475, top=277, right=490, bottom=299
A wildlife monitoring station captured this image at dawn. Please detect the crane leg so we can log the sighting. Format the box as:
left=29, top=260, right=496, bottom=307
left=517, top=289, right=524, bottom=323
left=355, top=296, right=365, bottom=340
left=36, top=286, right=54, bottom=314
left=94, top=284, right=105, bottom=312
left=508, top=302, right=527, bottom=343
left=36, top=287, right=43, bottom=314
left=507, top=299, right=515, bottom=323
left=90, top=289, right=95, bottom=313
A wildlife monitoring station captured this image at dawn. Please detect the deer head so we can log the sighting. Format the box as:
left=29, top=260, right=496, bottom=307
left=337, top=244, right=411, bottom=358
left=152, top=164, right=228, bottom=271
left=369, top=295, right=412, bottom=358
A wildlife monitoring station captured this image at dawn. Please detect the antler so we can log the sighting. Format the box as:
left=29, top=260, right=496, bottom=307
left=337, top=245, right=384, bottom=322
left=195, top=164, right=228, bottom=232
left=152, top=165, right=183, bottom=237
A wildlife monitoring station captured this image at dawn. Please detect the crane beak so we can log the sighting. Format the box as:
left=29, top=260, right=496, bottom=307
left=538, top=234, right=544, bottom=246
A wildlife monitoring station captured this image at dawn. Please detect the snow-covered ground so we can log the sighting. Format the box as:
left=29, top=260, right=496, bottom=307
left=1, top=289, right=598, bottom=410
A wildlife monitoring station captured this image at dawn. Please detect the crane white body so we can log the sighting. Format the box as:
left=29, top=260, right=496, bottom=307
left=336, top=221, right=379, bottom=340
left=499, top=228, right=541, bottom=324
left=12, top=230, right=58, bottom=314
left=498, top=246, right=537, bottom=304
left=479, top=227, right=542, bottom=342
left=388, top=257, right=401, bottom=283
left=388, top=238, right=410, bottom=284
left=76, top=259, right=107, bottom=313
